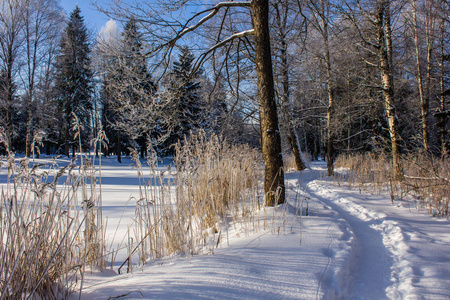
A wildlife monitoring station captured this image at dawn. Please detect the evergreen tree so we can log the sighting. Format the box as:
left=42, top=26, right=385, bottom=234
left=120, top=18, right=155, bottom=157
left=55, top=6, right=93, bottom=156
left=121, top=18, right=154, bottom=96
left=162, top=46, right=204, bottom=154
left=99, top=18, right=156, bottom=161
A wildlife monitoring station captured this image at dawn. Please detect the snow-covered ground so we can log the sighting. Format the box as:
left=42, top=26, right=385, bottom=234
left=72, top=158, right=449, bottom=300
left=4, top=156, right=449, bottom=299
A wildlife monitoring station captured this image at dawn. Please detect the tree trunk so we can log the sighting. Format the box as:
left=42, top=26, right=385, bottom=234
left=287, top=123, right=306, bottom=170
left=320, top=0, right=335, bottom=176
left=140, top=137, right=146, bottom=158
left=65, top=117, right=70, bottom=157
left=252, top=0, right=285, bottom=206
left=274, top=0, right=306, bottom=172
left=6, top=70, right=13, bottom=153
left=423, top=32, right=433, bottom=152
left=117, top=131, right=122, bottom=163
left=377, top=0, right=403, bottom=181
left=438, top=15, right=448, bottom=157
left=412, top=0, right=429, bottom=152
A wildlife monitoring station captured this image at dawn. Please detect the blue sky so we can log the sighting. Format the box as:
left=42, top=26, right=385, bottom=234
left=60, top=0, right=109, bottom=32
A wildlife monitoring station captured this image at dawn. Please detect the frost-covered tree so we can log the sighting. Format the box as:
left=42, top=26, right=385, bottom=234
left=161, top=46, right=204, bottom=154
left=0, top=0, right=26, bottom=151
left=95, top=19, right=122, bottom=159
left=119, top=17, right=156, bottom=157
left=22, top=0, right=64, bottom=157
left=96, top=18, right=157, bottom=161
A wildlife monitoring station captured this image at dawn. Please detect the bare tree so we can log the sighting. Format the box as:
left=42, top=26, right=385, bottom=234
left=409, top=0, right=442, bottom=152
left=342, top=0, right=403, bottom=180
left=271, top=0, right=307, bottom=171
left=300, top=0, right=337, bottom=175
left=22, top=0, right=64, bottom=157
left=0, top=0, right=26, bottom=151
left=435, top=0, right=450, bottom=157
left=377, top=0, right=403, bottom=179
left=98, top=0, right=285, bottom=205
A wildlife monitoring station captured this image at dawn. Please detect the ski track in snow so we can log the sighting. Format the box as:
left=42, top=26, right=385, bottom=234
left=307, top=180, right=406, bottom=299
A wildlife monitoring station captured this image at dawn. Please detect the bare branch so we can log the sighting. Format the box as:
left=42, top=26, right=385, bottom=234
left=147, top=1, right=251, bottom=55
left=192, top=29, right=255, bottom=75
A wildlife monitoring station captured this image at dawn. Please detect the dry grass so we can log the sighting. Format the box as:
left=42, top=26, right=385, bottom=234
left=0, top=129, right=267, bottom=296
left=0, top=121, right=107, bottom=299
left=335, top=152, right=450, bottom=217
left=0, top=155, right=107, bottom=299
left=131, top=131, right=263, bottom=267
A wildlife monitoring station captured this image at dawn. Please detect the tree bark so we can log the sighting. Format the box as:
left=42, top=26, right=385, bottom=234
left=287, top=123, right=306, bottom=170
left=117, top=131, right=122, bottom=163
left=65, top=106, right=70, bottom=157
left=412, top=0, right=428, bottom=152
left=376, top=0, right=403, bottom=181
left=275, top=0, right=306, bottom=172
left=252, top=0, right=285, bottom=206
left=438, top=13, right=448, bottom=157
left=273, top=3, right=306, bottom=171
left=320, top=0, right=335, bottom=176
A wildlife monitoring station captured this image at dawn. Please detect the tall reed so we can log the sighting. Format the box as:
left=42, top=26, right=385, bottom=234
left=0, top=127, right=106, bottom=298
left=131, top=131, right=263, bottom=266
left=335, top=152, right=449, bottom=217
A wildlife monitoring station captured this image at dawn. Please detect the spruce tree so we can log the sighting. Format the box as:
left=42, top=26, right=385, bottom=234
left=120, top=18, right=155, bottom=157
left=163, top=46, right=203, bottom=154
left=55, top=6, right=93, bottom=157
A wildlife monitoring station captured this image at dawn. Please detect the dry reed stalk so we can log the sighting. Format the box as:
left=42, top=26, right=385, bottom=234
left=335, top=152, right=449, bottom=217
left=130, top=131, right=263, bottom=267
left=0, top=155, right=85, bottom=299
left=0, top=124, right=108, bottom=299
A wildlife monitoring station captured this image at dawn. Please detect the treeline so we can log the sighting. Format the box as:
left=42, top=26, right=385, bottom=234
left=0, top=1, right=241, bottom=159
left=0, top=0, right=449, bottom=167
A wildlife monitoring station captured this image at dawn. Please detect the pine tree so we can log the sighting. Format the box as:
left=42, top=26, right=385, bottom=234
left=122, top=18, right=154, bottom=95
left=121, top=18, right=155, bottom=157
left=163, top=46, right=204, bottom=154
left=55, top=6, right=93, bottom=157
left=99, top=18, right=156, bottom=161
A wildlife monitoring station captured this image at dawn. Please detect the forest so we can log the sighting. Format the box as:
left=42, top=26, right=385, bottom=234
left=0, top=0, right=448, bottom=165
left=0, top=0, right=449, bottom=298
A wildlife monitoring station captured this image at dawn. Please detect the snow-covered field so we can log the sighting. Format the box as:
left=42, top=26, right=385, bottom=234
left=79, top=158, right=450, bottom=299
left=3, top=156, right=449, bottom=299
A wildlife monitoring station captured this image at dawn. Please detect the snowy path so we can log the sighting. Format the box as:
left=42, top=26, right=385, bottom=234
left=74, top=160, right=450, bottom=299
left=305, top=181, right=392, bottom=299
left=304, top=164, right=450, bottom=299
left=313, top=183, right=450, bottom=299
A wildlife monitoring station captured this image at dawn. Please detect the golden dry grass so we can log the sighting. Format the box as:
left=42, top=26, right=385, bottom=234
left=335, top=152, right=449, bottom=217
left=131, top=131, right=263, bottom=265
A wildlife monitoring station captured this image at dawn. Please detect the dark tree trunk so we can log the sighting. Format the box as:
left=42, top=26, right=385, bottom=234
left=117, top=131, right=122, bottom=163
left=140, top=137, right=146, bottom=158
left=65, top=119, right=70, bottom=157
left=252, top=0, right=285, bottom=206
left=274, top=0, right=306, bottom=172
left=287, top=123, right=306, bottom=171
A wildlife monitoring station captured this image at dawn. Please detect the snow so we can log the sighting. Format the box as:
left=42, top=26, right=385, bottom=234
left=3, top=156, right=449, bottom=299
